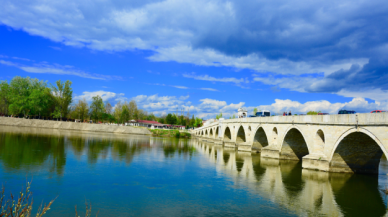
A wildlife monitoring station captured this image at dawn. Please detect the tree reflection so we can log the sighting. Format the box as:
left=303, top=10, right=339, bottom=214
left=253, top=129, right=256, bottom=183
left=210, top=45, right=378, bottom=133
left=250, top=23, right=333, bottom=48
left=0, top=132, right=66, bottom=175
left=162, top=138, right=195, bottom=159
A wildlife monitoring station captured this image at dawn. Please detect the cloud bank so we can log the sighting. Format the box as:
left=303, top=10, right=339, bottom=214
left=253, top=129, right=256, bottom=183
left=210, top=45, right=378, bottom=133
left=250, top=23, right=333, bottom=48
left=1, top=0, right=387, bottom=99
left=72, top=90, right=388, bottom=119
left=0, top=58, right=122, bottom=80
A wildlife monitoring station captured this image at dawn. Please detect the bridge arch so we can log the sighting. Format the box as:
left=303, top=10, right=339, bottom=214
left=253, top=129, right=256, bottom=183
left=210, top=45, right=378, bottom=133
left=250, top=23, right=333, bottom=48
left=223, top=127, right=232, bottom=141
left=236, top=125, right=246, bottom=143
left=280, top=126, right=310, bottom=161
left=252, top=126, right=269, bottom=151
left=215, top=127, right=219, bottom=138
left=329, top=128, right=387, bottom=174
left=209, top=128, right=213, bottom=138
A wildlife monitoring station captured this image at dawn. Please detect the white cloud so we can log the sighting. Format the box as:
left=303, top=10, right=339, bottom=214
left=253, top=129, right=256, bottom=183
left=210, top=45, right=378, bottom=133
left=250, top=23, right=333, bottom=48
left=152, top=46, right=369, bottom=76
left=12, top=57, right=31, bottom=61
left=0, top=59, right=122, bottom=80
left=183, top=73, right=247, bottom=84
left=337, top=89, right=388, bottom=101
left=248, top=98, right=387, bottom=115
left=171, top=85, right=188, bottom=89
left=133, top=94, right=388, bottom=118
left=74, top=90, right=388, bottom=118
left=74, top=90, right=122, bottom=102
left=0, top=0, right=375, bottom=78
left=200, top=88, right=219, bottom=91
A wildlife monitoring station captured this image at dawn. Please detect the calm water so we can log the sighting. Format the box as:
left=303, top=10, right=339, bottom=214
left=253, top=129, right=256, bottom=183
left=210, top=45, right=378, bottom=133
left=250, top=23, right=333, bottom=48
left=0, top=126, right=388, bottom=216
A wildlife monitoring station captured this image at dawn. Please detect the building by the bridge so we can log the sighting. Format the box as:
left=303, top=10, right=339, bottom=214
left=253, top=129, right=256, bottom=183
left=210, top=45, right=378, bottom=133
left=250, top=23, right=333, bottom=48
left=238, top=108, right=247, bottom=118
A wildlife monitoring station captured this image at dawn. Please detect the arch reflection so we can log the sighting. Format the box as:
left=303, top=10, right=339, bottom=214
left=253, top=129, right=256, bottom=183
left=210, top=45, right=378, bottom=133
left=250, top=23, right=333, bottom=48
left=193, top=141, right=387, bottom=217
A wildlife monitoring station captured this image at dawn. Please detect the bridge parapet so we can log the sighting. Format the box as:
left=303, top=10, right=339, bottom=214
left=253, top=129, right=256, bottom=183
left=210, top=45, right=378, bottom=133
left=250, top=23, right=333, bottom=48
left=195, top=113, right=388, bottom=133
left=219, top=113, right=388, bottom=125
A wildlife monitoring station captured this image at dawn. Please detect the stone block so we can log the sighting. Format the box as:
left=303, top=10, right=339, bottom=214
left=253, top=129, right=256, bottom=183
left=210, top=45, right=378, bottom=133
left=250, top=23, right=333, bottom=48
left=261, top=146, right=280, bottom=159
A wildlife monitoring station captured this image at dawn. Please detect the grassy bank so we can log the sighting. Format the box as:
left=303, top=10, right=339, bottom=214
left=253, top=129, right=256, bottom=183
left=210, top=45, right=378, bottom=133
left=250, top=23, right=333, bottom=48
left=149, top=129, right=191, bottom=138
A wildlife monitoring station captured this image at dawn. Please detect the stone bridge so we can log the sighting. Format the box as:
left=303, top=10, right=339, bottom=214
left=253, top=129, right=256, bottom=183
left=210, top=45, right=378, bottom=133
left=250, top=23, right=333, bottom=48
left=193, top=113, right=388, bottom=174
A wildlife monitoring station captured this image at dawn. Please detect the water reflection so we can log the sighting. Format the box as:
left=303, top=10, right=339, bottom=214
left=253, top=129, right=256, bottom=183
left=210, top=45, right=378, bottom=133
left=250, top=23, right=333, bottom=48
left=0, top=131, right=66, bottom=175
left=0, top=126, right=194, bottom=175
left=193, top=140, right=388, bottom=217
left=1, top=126, right=387, bottom=216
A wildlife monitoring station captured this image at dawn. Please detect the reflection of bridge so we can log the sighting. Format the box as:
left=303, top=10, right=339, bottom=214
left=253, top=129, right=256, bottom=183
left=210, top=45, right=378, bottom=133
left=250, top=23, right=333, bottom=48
left=193, top=140, right=387, bottom=216
left=193, top=113, right=388, bottom=174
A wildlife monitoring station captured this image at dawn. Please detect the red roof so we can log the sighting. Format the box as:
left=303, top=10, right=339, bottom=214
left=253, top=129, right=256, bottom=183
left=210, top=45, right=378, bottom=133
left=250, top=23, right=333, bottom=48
left=136, top=120, right=161, bottom=124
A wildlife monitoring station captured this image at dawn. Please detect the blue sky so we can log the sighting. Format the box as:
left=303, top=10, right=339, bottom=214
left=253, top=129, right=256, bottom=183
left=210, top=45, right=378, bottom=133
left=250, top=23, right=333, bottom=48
left=1, top=0, right=388, bottom=118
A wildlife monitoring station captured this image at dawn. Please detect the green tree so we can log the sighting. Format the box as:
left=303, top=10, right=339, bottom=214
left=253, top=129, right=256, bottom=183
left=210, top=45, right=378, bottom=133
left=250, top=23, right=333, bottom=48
left=307, top=111, right=321, bottom=115
left=0, top=81, right=10, bottom=115
left=137, top=109, right=146, bottom=120
left=28, top=81, right=51, bottom=118
left=166, top=113, right=177, bottom=125
left=190, top=114, right=195, bottom=127
left=105, top=102, right=113, bottom=114
left=90, top=95, right=105, bottom=122
left=74, top=98, right=89, bottom=122
left=8, top=77, right=32, bottom=117
left=120, top=105, right=130, bottom=124
left=114, top=101, right=123, bottom=122
left=253, top=108, right=258, bottom=115
left=194, top=117, right=202, bottom=127
left=51, top=80, right=73, bottom=120
left=108, top=114, right=116, bottom=123
left=128, top=100, right=138, bottom=119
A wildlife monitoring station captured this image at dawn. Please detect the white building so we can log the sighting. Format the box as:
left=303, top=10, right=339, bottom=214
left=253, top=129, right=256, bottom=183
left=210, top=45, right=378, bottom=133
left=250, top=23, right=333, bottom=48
left=238, top=108, right=248, bottom=118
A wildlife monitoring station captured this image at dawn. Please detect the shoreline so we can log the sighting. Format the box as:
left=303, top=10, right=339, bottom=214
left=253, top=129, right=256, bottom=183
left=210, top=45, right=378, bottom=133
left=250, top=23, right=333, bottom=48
left=149, top=129, right=191, bottom=138
left=0, top=117, right=151, bottom=136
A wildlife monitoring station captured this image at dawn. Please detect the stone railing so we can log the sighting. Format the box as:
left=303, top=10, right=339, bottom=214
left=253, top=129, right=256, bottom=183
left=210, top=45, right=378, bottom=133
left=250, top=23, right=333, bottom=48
left=195, top=113, right=388, bottom=131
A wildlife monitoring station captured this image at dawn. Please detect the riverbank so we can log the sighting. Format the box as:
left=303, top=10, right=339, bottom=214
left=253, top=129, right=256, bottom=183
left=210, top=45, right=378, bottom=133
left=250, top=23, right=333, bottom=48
left=0, top=117, right=151, bottom=135
left=149, top=129, right=191, bottom=138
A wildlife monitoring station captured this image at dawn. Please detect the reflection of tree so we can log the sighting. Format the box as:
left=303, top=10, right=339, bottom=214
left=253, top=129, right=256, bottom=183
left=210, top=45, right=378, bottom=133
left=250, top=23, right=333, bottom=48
left=111, top=139, right=146, bottom=165
left=67, top=136, right=150, bottom=166
left=67, top=136, right=86, bottom=159
left=163, top=138, right=195, bottom=159
left=0, top=132, right=66, bottom=175
left=86, top=139, right=111, bottom=165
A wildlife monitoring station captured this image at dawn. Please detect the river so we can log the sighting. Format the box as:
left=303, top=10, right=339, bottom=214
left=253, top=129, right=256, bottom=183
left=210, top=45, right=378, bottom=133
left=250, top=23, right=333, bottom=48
left=0, top=126, right=387, bottom=216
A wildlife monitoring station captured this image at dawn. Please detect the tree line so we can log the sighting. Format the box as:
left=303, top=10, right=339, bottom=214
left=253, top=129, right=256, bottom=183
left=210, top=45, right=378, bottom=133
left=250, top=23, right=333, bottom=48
left=0, top=76, right=203, bottom=128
